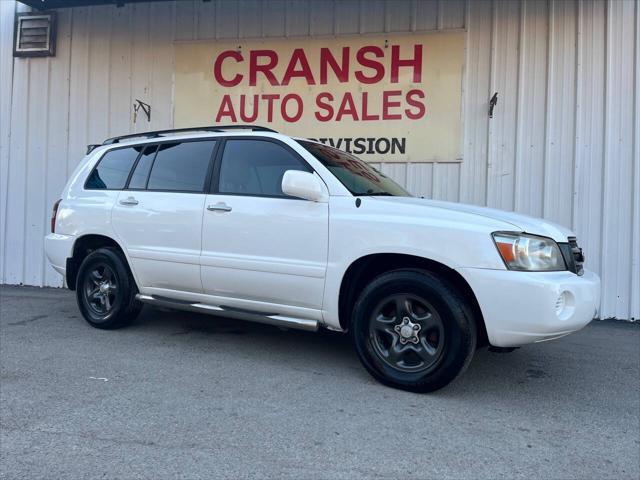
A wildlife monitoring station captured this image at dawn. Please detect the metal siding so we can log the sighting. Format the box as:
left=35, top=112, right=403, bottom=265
left=632, top=0, right=640, bottom=320
left=44, top=9, right=72, bottom=287
left=543, top=0, right=577, bottom=227
left=263, top=0, right=286, bottom=37
left=600, top=0, right=637, bottom=319
left=385, top=0, right=413, bottom=33
left=67, top=7, right=90, bottom=172
left=174, top=0, right=196, bottom=41
left=514, top=0, right=548, bottom=218
left=286, top=0, right=311, bottom=37
left=0, top=0, right=16, bottom=286
left=309, top=0, right=334, bottom=36
left=360, top=0, right=385, bottom=33
left=440, top=0, right=465, bottom=30
left=459, top=0, right=491, bottom=206
left=335, top=0, right=360, bottom=35
left=486, top=0, right=520, bottom=212
left=130, top=3, right=152, bottom=133
left=406, top=163, right=434, bottom=198
left=573, top=0, right=606, bottom=275
left=215, top=0, right=240, bottom=39
left=0, top=0, right=637, bottom=320
left=414, top=0, right=439, bottom=31
left=433, top=163, right=461, bottom=202
left=238, top=0, right=263, bottom=38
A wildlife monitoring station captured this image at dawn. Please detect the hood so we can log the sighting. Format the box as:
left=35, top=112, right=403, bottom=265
left=370, top=197, right=574, bottom=242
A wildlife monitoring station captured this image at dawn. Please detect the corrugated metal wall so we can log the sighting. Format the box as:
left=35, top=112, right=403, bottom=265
left=0, top=0, right=638, bottom=320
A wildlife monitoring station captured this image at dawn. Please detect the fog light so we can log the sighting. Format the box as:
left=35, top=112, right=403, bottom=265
left=555, top=293, right=565, bottom=315
left=555, top=291, right=575, bottom=320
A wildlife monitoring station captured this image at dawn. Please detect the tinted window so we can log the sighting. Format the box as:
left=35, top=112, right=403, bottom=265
left=128, top=146, right=157, bottom=189
left=298, top=140, right=409, bottom=197
left=86, top=147, right=142, bottom=190
left=218, top=140, right=309, bottom=197
left=147, top=141, right=216, bottom=192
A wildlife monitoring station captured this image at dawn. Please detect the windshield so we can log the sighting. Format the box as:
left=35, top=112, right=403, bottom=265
left=298, top=140, right=410, bottom=197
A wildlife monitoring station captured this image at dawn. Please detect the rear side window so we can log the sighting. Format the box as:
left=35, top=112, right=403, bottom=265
left=218, top=139, right=309, bottom=197
left=147, top=141, right=216, bottom=192
left=127, top=146, right=157, bottom=190
left=85, top=147, right=142, bottom=190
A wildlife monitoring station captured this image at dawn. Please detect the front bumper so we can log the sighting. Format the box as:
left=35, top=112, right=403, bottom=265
left=457, top=267, right=601, bottom=347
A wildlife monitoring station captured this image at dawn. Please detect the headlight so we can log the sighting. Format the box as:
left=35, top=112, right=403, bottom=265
left=492, top=232, right=566, bottom=271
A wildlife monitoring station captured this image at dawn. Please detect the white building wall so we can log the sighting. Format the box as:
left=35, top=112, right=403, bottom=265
left=0, top=0, right=638, bottom=320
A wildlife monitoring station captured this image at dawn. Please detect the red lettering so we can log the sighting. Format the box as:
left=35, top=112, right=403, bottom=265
left=361, top=92, right=379, bottom=121
left=315, top=92, right=334, bottom=122
left=320, top=47, right=349, bottom=84
left=391, top=44, right=422, bottom=83
left=239, top=95, right=258, bottom=122
left=249, top=50, right=279, bottom=86
left=405, top=89, right=426, bottom=119
left=213, top=50, right=243, bottom=87
left=262, top=94, right=279, bottom=122
left=355, top=46, right=385, bottom=84
left=282, top=48, right=315, bottom=85
left=215, top=95, right=237, bottom=122
left=336, top=92, right=359, bottom=121
left=281, top=94, right=304, bottom=122
left=382, top=90, right=402, bottom=120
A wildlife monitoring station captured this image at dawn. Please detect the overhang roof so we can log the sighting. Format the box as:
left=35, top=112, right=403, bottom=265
left=19, top=0, right=170, bottom=10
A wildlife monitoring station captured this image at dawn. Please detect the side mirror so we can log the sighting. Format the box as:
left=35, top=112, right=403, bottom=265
left=281, top=170, right=327, bottom=202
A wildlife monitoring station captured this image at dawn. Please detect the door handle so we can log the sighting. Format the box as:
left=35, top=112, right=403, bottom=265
left=119, top=197, right=139, bottom=206
left=207, top=202, right=232, bottom=212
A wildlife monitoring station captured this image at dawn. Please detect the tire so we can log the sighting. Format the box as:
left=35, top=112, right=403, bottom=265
left=350, top=269, right=476, bottom=393
left=75, top=247, right=142, bottom=329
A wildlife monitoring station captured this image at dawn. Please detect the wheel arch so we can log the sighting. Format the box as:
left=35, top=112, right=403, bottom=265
left=337, top=253, right=488, bottom=347
left=67, top=234, right=133, bottom=290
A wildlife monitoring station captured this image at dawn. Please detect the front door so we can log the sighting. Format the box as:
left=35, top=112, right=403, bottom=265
left=200, top=138, right=328, bottom=318
left=111, top=139, right=217, bottom=293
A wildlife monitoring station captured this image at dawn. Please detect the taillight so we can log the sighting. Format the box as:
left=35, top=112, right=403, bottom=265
left=51, top=199, right=62, bottom=233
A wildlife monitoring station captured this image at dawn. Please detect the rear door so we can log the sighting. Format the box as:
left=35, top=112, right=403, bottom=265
left=111, top=139, right=217, bottom=293
left=200, top=138, right=328, bottom=316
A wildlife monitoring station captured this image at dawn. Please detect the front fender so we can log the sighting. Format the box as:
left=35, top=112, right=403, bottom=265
left=321, top=197, right=509, bottom=329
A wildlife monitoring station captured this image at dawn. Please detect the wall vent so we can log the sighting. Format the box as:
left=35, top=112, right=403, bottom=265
left=13, top=12, right=57, bottom=57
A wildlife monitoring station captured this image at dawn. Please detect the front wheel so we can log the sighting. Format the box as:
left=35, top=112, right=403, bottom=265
left=351, top=270, right=476, bottom=393
left=76, top=247, right=142, bottom=329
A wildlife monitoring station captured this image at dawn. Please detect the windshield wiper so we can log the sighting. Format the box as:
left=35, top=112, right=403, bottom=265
left=360, top=191, right=395, bottom=196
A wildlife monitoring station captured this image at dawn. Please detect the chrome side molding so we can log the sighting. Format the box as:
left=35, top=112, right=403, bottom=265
left=135, top=294, right=319, bottom=332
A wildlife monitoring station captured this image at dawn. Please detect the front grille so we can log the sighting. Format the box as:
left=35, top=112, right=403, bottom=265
left=560, top=237, right=584, bottom=275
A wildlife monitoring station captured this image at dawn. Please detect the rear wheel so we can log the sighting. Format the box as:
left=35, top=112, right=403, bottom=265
left=351, top=269, right=476, bottom=392
left=76, top=247, right=142, bottom=329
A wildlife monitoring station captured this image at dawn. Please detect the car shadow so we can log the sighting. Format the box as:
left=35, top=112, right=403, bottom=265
left=129, top=305, right=624, bottom=400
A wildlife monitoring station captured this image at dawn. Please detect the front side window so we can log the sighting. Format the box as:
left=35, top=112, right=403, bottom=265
left=218, top=139, right=309, bottom=197
left=147, top=141, right=216, bottom=192
left=85, top=146, right=142, bottom=190
left=298, top=140, right=409, bottom=197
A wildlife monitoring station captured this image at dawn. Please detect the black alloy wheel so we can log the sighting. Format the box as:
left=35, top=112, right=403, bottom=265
left=76, top=247, right=142, bottom=329
left=351, top=269, right=476, bottom=393
left=83, top=262, right=118, bottom=316
left=369, top=293, right=445, bottom=374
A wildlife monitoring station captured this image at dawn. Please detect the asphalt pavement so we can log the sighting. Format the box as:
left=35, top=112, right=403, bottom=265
left=1, top=285, right=639, bottom=479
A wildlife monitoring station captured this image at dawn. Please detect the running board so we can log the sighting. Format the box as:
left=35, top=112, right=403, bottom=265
left=135, top=294, right=319, bottom=332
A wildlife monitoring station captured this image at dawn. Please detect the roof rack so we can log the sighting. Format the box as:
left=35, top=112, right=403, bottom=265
left=101, top=125, right=278, bottom=146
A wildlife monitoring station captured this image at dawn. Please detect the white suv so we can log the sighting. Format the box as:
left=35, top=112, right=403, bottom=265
left=45, top=125, right=600, bottom=392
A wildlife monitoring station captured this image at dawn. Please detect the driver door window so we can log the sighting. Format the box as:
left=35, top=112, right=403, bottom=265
left=217, top=139, right=309, bottom=197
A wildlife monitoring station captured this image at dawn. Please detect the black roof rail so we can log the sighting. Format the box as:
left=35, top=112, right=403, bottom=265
left=100, top=125, right=278, bottom=146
